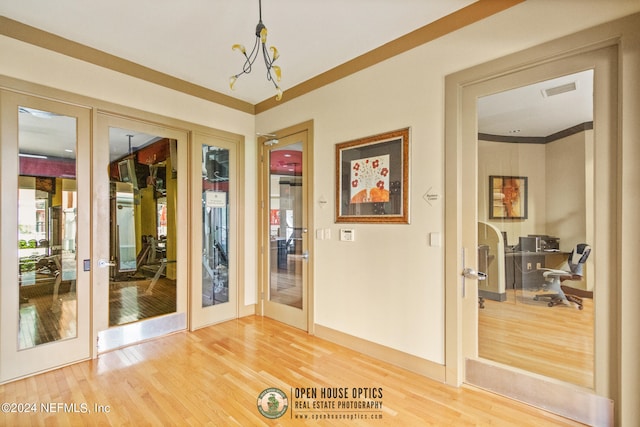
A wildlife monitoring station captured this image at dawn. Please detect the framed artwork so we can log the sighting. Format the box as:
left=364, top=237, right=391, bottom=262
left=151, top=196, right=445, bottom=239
left=336, top=128, right=409, bottom=223
left=489, top=175, right=528, bottom=219
left=270, top=209, right=280, bottom=225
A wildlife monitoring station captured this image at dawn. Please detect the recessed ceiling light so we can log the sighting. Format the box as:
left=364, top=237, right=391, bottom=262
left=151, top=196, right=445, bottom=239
left=508, top=129, right=521, bottom=134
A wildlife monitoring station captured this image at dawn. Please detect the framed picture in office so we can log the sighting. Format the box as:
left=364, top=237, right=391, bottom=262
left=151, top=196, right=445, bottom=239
left=335, top=128, right=409, bottom=223
left=489, top=175, right=528, bottom=219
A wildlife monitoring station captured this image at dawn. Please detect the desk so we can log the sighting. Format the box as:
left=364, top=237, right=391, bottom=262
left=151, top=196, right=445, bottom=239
left=505, top=251, right=569, bottom=290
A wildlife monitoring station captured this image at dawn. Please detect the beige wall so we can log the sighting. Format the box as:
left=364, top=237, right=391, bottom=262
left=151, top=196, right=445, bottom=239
left=545, top=131, right=590, bottom=250
left=1, top=1, right=639, bottom=424
left=256, top=3, right=640, bottom=367
left=2, top=0, right=635, bottom=365
left=478, top=140, right=547, bottom=244
left=478, top=131, right=589, bottom=252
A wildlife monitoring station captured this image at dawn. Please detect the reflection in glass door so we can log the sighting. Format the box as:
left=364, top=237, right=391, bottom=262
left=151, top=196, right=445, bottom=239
left=269, top=162, right=303, bottom=308
left=262, top=130, right=309, bottom=331
left=95, top=115, right=188, bottom=353
left=201, top=146, right=230, bottom=307
left=1, top=92, right=91, bottom=382
left=107, top=129, right=178, bottom=327
left=191, top=133, right=238, bottom=328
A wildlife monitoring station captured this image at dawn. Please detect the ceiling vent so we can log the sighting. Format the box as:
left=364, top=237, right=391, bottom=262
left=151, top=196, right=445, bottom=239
left=542, top=82, right=577, bottom=97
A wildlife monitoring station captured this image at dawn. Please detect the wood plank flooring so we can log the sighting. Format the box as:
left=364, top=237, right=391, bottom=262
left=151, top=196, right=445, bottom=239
left=109, top=278, right=176, bottom=327
left=1, top=316, right=584, bottom=426
left=479, top=290, right=593, bottom=388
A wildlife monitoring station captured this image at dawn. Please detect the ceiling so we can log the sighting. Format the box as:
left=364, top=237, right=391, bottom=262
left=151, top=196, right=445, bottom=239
left=4, top=0, right=595, bottom=160
left=0, top=0, right=477, bottom=105
left=478, top=70, right=593, bottom=138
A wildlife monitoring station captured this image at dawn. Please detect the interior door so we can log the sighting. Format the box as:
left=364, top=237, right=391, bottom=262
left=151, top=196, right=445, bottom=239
left=190, top=132, right=240, bottom=328
left=0, top=91, right=91, bottom=382
left=94, top=114, right=188, bottom=352
left=450, top=47, right=617, bottom=423
left=476, top=70, right=596, bottom=389
left=260, top=129, right=310, bottom=330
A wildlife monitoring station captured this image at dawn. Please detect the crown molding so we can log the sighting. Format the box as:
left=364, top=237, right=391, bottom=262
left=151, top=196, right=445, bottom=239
left=1, top=0, right=524, bottom=115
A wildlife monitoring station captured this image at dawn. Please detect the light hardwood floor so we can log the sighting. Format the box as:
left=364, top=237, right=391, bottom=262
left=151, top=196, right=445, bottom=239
left=479, top=290, right=593, bottom=388
left=1, top=316, right=584, bottom=426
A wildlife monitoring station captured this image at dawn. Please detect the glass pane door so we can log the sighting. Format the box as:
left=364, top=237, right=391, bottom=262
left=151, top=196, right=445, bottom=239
left=201, top=146, right=230, bottom=307
left=94, top=114, right=188, bottom=353
left=1, top=91, right=91, bottom=382
left=191, top=134, right=238, bottom=328
left=476, top=70, right=595, bottom=389
left=107, top=129, right=178, bottom=327
left=262, top=131, right=309, bottom=330
left=269, top=156, right=303, bottom=308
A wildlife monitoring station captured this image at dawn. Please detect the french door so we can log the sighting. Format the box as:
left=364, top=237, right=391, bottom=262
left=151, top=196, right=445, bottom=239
left=260, top=127, right=312, bottom=331
left=190, top=131, right=240, bottom=328
left=0, top=91, right=91, bottom=382
left=94, top=113, right=188, bottom=352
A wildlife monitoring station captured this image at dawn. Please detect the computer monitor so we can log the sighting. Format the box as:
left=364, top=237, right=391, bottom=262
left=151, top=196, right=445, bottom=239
left=519, top=236, right=540, bottom=252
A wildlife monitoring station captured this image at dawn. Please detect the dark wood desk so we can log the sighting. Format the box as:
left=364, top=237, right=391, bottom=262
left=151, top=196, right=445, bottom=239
left=505, top=251, right=569, bottom=290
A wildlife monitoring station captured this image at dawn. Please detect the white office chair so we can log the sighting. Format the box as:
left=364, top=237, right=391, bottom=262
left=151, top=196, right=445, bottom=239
left=533, top=243, right=591, bottom=309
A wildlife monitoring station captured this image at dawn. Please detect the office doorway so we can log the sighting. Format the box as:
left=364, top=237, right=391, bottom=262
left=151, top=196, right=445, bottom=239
left=445, top=46, right=618, bottom=424
left=0, top=91, right=92, bottom=382
left=476, top=70, right=595, bottom=388
left=259, top=122, right=314, bottom=331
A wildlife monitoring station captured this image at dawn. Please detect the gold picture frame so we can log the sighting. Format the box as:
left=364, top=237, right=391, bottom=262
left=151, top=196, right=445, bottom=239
left=335, top=128, right=409, bottom=223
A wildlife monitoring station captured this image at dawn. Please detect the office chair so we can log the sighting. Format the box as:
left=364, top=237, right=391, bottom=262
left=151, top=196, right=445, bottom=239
left=533, top=243, right=591, bottom=309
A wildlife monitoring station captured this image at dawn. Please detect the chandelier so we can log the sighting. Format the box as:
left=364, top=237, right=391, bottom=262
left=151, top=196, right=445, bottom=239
left=229, top=0, right=283, bottom=101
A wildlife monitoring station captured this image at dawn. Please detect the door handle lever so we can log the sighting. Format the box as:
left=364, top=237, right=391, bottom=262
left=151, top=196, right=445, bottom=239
left=98, top=259, right=116, bottom=268
left=462, top=267, right=487, bottom=281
